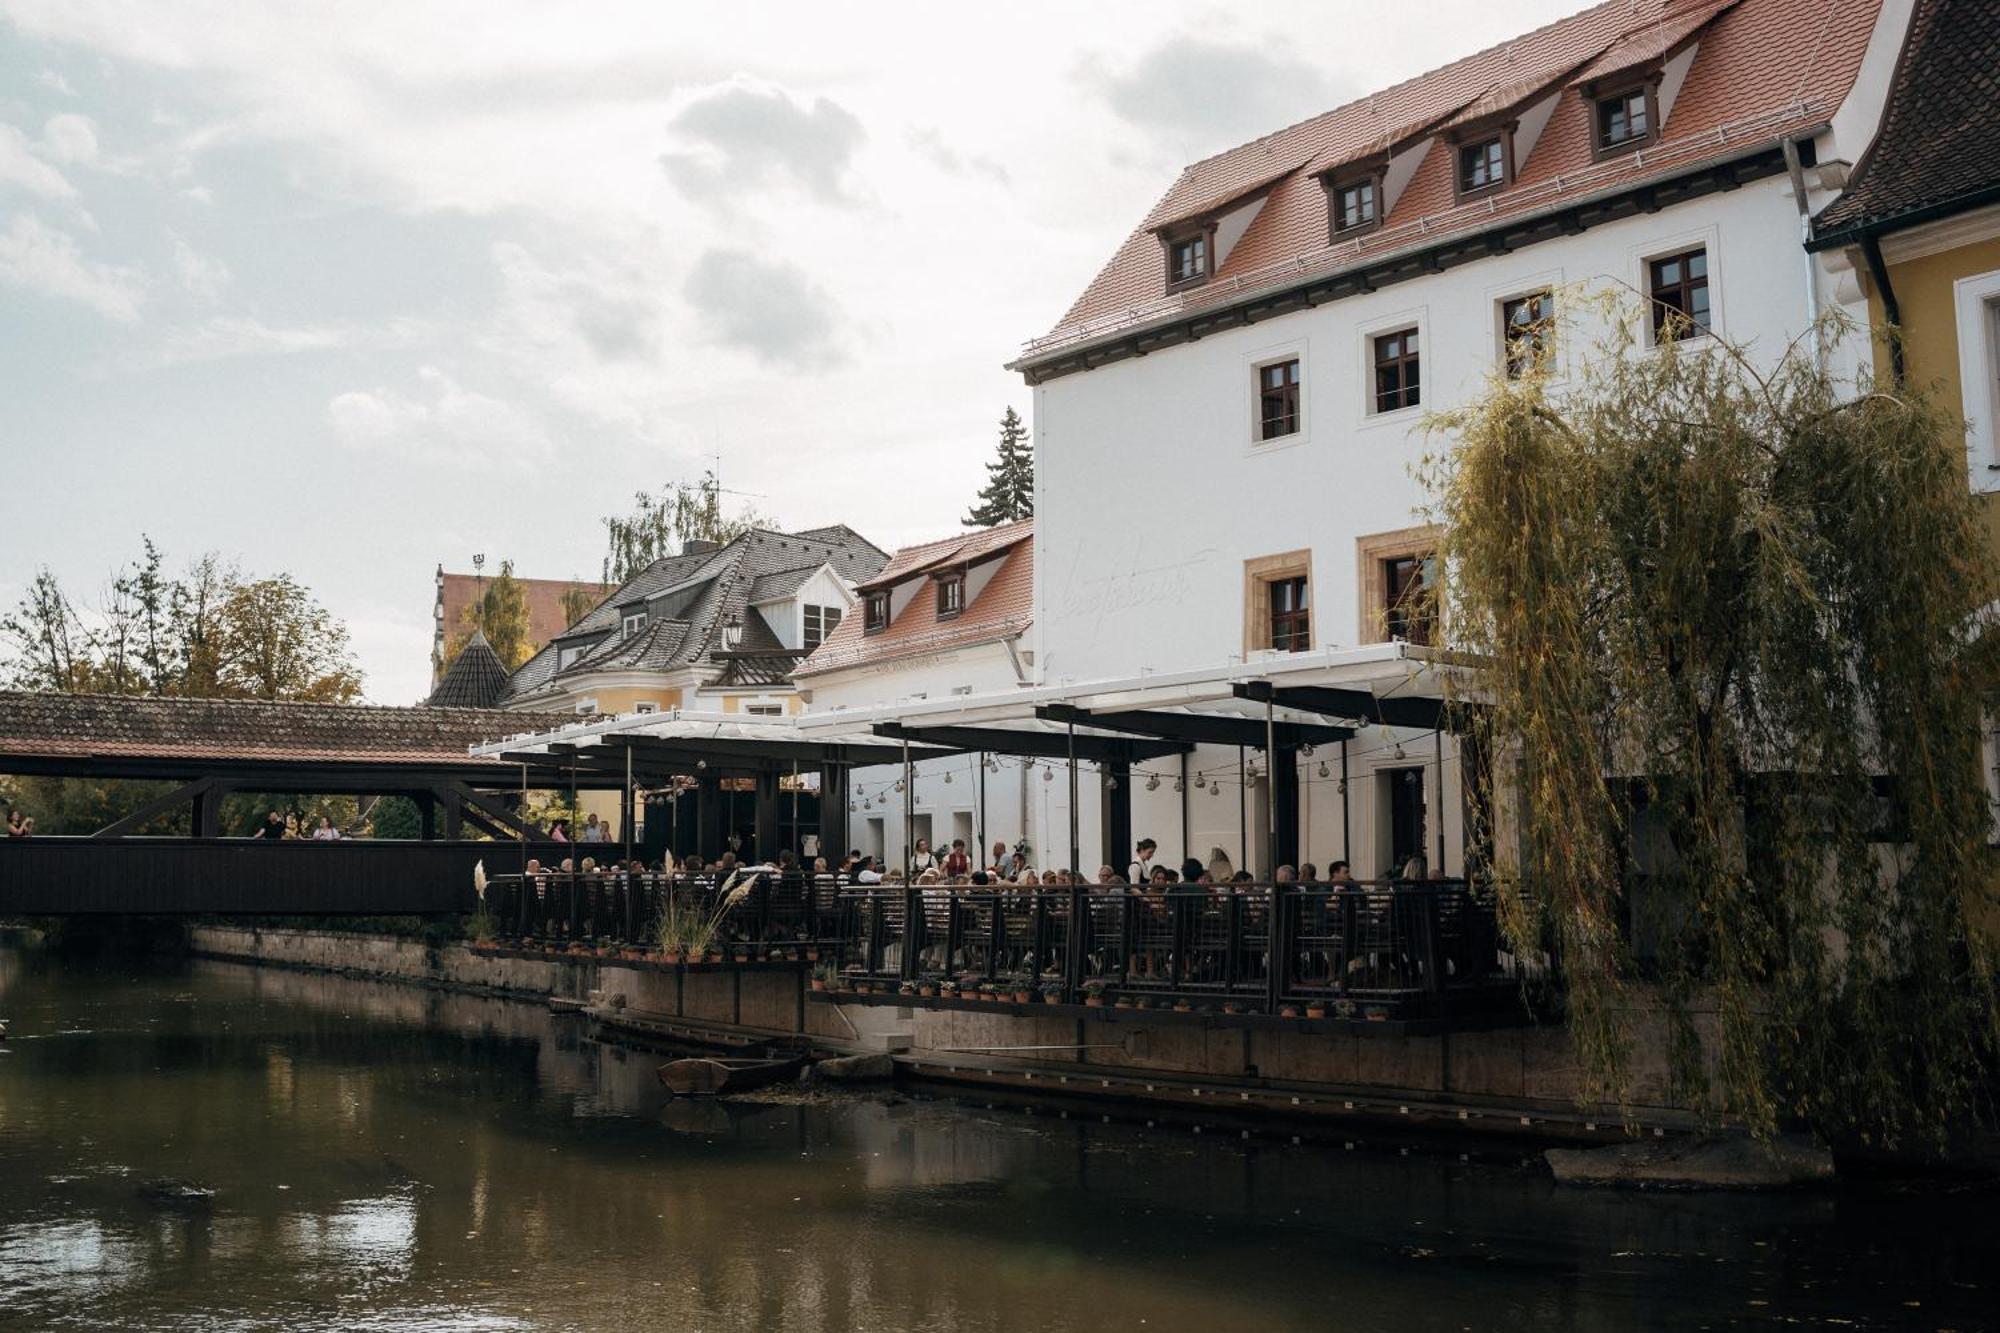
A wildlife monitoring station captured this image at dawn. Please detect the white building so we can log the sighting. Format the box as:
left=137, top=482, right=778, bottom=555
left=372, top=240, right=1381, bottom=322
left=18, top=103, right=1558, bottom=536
left=1006, top=0, right=1909, bottom=878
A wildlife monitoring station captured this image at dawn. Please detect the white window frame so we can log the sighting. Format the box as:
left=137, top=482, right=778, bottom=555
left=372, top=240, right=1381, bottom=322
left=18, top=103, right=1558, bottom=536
left=622, top=611, right=647, bottom=638
left=1355, top=306, right=1428, bottom=427
left=634, top=701, right=660, bottom=714
left=1244, top=338, right=1310, bottom=454
left=1953, top=268, right=2000, bottom=491
left=574, top=698, right=599, bottom=716
left=1632, top=224, right=1723, bottom=348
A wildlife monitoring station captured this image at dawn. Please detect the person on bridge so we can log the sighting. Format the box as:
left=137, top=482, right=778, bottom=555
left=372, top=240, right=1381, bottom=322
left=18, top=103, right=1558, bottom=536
left=312, top=816, right=341, bottom=841
left=250, top=809, right=285, bottom=839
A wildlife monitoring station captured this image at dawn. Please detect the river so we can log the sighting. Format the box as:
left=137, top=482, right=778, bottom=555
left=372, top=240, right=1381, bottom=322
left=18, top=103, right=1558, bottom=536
left=0, top=938, right=1992, bottom=1331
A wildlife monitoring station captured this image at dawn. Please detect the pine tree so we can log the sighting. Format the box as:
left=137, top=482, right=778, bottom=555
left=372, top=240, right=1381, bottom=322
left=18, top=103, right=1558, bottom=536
left=963, top=407, right=1034, bottom=527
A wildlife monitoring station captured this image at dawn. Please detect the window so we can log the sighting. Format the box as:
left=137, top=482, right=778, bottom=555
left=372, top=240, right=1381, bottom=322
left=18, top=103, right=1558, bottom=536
left=1373, top=328, right=1421, bottom=412
left=1457, top=136, right=1506, bottom=195
left=634, top=701, right=659, bottom=714
left=1648, top=247, right=1711, bottom=341
left=1596, top=87, right=1652, bottom=152
left=1501, top=290, right=1555, bottom=378
left=745, top=703, right=783, bottom=718
left=936, top=571, right=965, bottom=619
left=1269, top=576, right=1310, bottom=652
left=621, top=610, right=647, bottom=639
left=1166, top=230, right=1211, bottom=288
left=1243, top=552, right=1311, bottom=655
left=558, top=644, right=586, bottom=669
left=1382, top=554, right=1438, bottom=645
left=863, top=591, right=889, bottom=634
left=802, top=604, right=842, bottom=649
left=1331, top=177, right=1378, bottom=235
left=1257, top=358, right=1301, bottom=440
left=575, top=698, right=599, bottom=716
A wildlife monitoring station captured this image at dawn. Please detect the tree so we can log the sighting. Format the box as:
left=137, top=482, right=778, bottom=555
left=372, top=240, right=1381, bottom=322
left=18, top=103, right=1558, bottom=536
left=601, top=471, right=767, bottom=585
left=963, top=407, right=1034, bottom=528
left=559, top=580, right=599, bottom=629
left=441, top=559, right=535, bottom=672
left=1, top=568, right=94, bottom=693
left=1430, top=308, right=2000, bottom=1145
left=215, top=574, right=362, bottom=702
left=369, top=795, right=423, bottom=840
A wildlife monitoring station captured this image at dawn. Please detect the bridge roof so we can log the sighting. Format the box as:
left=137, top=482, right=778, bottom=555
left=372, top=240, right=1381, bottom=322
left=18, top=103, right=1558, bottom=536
left=0, top=692, right=566, bottom=778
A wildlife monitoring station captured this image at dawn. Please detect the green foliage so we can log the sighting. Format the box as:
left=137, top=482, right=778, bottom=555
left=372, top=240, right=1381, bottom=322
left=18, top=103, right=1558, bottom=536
left=963, top=406, right=1034, bottom=528
left=214, top=574, right=361, bottom=702
left=559, top=581, right=599, bottom=630
left=442, top=559, right=536, bottom=672
left=600, top=470, right=766, bottom=585
left=369, top=796, right=424, bottom=841
left=1429, top=303, right=2000, bottom=1146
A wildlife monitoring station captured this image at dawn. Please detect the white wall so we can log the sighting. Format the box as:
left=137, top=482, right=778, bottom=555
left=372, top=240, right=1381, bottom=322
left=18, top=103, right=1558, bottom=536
left=1030, top=173, right=1853, bottom=877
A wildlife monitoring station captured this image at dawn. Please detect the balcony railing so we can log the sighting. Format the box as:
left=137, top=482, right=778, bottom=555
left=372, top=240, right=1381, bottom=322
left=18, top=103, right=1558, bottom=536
left=481, top=872, right=1537, bottom=1020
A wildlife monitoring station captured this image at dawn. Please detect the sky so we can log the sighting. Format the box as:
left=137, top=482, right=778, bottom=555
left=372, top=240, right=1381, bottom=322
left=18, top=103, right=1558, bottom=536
left=0, top=0, right=1579, bottom=706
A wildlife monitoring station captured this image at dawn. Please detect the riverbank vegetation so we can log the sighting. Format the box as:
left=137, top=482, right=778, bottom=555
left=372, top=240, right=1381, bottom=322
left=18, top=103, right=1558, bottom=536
left=1430, top=305, right=2000, bottom=1147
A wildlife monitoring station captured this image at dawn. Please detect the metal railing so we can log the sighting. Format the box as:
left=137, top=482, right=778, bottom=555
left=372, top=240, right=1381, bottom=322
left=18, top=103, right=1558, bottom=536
left=480, top=873, right=1535, bottom=1018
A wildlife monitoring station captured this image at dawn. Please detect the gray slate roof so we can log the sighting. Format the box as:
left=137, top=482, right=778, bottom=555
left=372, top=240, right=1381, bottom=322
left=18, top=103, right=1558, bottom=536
left=500, top=526, right=886, bottom=704
left=426, top=630, right=509, bottom=709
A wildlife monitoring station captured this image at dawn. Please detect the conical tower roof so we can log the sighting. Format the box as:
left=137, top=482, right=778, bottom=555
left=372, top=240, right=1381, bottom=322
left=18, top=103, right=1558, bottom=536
left=428, top=629, right=509, bottom=709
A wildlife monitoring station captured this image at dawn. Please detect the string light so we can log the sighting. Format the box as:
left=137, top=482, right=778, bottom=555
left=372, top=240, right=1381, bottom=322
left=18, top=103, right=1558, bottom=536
left=1173, top=776, right=1184, bottom=793
left=1318, top=761, right=1330, bottom=778
left=1146, top=773, right=1161, bottom=792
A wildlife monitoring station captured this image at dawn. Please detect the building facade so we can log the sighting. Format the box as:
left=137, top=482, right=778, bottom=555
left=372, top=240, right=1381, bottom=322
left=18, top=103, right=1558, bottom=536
left=1014, top=0, right=1910, bottom=877
left=794, top=521, right=1042, bottom=867
left=432, top=567, right=613, bottom=689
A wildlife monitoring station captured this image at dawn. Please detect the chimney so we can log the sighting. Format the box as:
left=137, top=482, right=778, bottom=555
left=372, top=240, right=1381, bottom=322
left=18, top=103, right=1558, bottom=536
left=682, top=538, right=720, bottom=556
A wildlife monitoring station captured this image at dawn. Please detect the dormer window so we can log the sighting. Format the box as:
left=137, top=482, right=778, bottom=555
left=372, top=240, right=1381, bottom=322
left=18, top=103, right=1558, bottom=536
left=936, top=571, right=965, bottom=620
left=1163, top=225, right=1215, bottom=291
left=1331, top=176, right=1378, bottom=236
left=864, top=591, right=889, bottom=635
left=1594, top=84, right=1655, bottom=156
left=621, top=611, right=647, bottom=639
left=1456, top=135, right=1507, bottom=197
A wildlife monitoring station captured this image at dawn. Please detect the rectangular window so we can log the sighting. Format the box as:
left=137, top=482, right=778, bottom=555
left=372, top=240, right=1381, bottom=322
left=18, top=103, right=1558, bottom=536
left=1269, top=576, right=1310, bottom=652
left=746, top=703, right=783, bottom=718
left=1373, top=328, right=1421, bottom=413
left=1333, top=178, right=1377, bottom=234
left=1501, top=291, right=1555, bottom=378
left=936, top=571, right=965, bottom=619
left=1596, top=88, right=1651, bottom=151
left=864, top=591, right=889, bottom=634
left=1457, top=137, right=1505, bottom=194
left=634, top=701, right=659, bottom=714
left=1168, top=233, right=1209, bottom=287
left=621, top=611, right=647, bottom=639
left=1382, top=554, right=1438, bottom=645
left=802, top=604, right=842, bottom=649
left=1257, top=358, right=1301, bottom=440
left=1649, top=247, right=1711, bottom=341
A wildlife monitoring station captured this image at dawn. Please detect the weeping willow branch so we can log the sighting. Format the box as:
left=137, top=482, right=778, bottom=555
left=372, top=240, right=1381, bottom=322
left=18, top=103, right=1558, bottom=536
left=1427, top=307, right=2000, bottom=1147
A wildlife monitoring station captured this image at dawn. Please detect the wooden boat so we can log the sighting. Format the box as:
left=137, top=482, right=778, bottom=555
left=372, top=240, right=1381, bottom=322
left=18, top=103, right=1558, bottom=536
left=656, top=1053, right=807, bottom=1096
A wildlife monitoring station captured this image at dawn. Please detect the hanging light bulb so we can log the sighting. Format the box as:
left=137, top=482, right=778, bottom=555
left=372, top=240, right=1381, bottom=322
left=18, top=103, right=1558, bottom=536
left=1300, top=743, right=1315, bottom=758
left=1173, top=776, right=1185, bottom=793
left=1106, top=776, right=1119, bottom=791
left=848, top=801, right=858, bottom=813
left=1042, top=767, right=1054, bottom=783
left=696, top=759, right=708, bottom=771
left=1146, top=773, right=1161, bottom=792
left=894, top=778, right=906, bottom=793
left=1318, top=761, right=1330, bottom=778
left=943, top=771, right=953, bottom=784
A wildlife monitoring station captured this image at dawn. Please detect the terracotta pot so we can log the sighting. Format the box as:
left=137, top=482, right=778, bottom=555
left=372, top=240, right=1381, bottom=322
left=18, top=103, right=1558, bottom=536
left=1305, top=1006, right=1327, bottom=1019
left=1085, top=996, right=1105, bottom=1007
left=918, top=986, right=937, bottom=997
left=1280, top=1005, right=1301, bottom=1019
left=811, top=979, right=827, bottom=992
left=1174, top=1003, right=1193, bottom=1013
left=1014, top=991, right=1033, bottom=1004
left=806, top=950, right=820, bottom=962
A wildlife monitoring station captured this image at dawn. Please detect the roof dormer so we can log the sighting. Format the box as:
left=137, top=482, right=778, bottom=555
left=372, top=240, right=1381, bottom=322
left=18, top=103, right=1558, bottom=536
left=1146, top=157, right=1300, bottom=293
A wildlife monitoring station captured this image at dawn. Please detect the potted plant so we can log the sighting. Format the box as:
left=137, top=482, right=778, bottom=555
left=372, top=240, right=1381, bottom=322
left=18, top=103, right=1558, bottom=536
left=899, top=980, right=919, bottom=997
left=810, top=962, right=834, bottom=993
left=1221, top=1000, right=1244, bottom=1015
left=1083, top=980, right=1108, bottom=1008
left=1331, top=999, right=1357, bottom=1020
left=1173, top=998, right=1194, bottom=1013
left=1013, top=982, right=1034, bottom=1004
left=1305, top=1002, right=1328, bottom=1019
left=918, top=980, right=938, bottom=998
left=1041, top=981, right=1065, bottom=1005
left=1114, top=994, right=1134, bottom=1009
left=1280, top=1003, right=1302, bottom=1019
left=938, top=980, right=960, bottom=1000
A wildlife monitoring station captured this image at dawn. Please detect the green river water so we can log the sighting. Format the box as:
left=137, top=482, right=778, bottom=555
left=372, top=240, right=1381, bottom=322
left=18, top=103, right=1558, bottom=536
left=0, top=939, right=1992, bottom=1331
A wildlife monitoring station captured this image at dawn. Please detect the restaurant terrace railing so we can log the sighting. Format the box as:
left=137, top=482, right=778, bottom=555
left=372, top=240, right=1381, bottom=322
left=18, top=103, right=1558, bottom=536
left=481, top=872, right=1538, bottom=1020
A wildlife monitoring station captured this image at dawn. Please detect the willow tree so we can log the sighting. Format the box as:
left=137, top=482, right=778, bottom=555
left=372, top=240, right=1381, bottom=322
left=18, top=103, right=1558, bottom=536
left=1430, top=306, right=2000, bottom=1146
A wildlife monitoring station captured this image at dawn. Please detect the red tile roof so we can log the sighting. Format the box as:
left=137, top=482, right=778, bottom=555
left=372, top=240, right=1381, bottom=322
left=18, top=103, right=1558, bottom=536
left=1024, top=0, right=1879, bottom=362
left=796, top=523, right=1033, bottom=678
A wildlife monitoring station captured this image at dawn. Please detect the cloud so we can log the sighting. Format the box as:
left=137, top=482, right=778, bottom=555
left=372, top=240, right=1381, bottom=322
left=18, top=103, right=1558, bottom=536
left=907, top=127, right=1010, bottom=186
left=0, top=125, right=77, bottom=200
left=682, top=248, right=844, bottom=371
left=0, top=213, right=143, bottom=321
left=327, top=366, right=553, bottom=469
left=661, top=78, right=863, bottom=206
left=169, top=234, right=229, bottom=301
left=489, top=240, right=661, bottom=365
left=41, top=114, right=99, bottom=165
left=138, top=314, right=429, bottom=369
left=1085, top=37, right=1346, bottom=155
left=38, top=70, right=75, bottom=96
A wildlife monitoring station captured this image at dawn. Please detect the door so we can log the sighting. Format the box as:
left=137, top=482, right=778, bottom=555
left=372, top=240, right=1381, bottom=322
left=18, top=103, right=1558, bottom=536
left=1384, top=766, right=1427, bottom=876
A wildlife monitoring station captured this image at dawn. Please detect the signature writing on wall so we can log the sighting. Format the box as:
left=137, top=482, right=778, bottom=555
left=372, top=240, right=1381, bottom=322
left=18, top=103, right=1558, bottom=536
left=1053, top=544, right=1224, bottom=648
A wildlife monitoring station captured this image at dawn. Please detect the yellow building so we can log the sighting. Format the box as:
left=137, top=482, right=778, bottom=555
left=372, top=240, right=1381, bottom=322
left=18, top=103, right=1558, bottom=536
left=1811, top=0, right=2000, bottom=549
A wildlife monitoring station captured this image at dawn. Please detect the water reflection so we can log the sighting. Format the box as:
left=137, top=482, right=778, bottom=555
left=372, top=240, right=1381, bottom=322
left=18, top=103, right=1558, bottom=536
left=0, top=940, right=1992, bottom=1331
